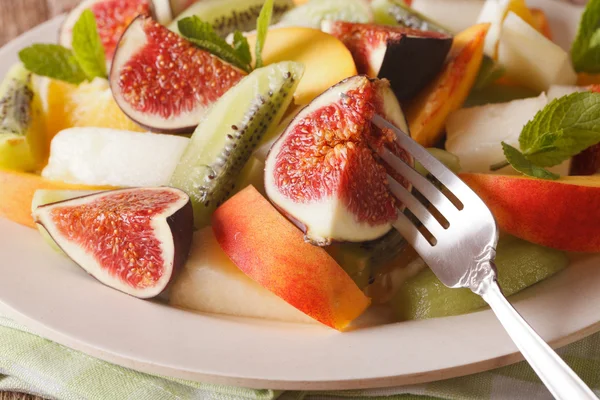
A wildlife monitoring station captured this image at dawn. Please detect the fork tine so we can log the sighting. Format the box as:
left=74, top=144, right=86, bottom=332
left=373, top=115, right=467, bottom=194
left=379, top=147, right=460, bottom=221
left=392, top=211, right=434, bottom=253
left=387, top=174, right=447, bottom=240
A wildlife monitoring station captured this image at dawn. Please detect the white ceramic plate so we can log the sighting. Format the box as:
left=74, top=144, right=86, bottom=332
left=0, top=0, right=598, bottom=391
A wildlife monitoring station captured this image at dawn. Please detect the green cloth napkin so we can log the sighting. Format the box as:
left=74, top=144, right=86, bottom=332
left=1, top=315, right=599, bottom=400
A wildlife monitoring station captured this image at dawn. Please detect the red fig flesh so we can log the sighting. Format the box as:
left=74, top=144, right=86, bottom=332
left=59, top=0, right=172, bottom=62
left=322, top=21, right=452, bottom=101
left=110, top=16, right=246, bottom=133
left=264, top=76, right=413, bottom=245
left=33, top=187, right=193, bottom=299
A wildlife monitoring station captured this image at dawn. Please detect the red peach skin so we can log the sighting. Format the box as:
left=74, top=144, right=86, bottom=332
left=461, top=174, right=600, bottom=252
left=212, top=186, right=371, bottom=330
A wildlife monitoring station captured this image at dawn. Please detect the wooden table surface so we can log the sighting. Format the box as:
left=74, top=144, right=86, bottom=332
left=0, top=1, right=79, bottom=398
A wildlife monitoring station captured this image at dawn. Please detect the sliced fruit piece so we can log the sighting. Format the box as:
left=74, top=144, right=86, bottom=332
left=170, top=0, right=294, bottom=36
left=410, top=0, right=484, bottom=33
left=33, top=188, right=193, bottom=298
left=321, top=21, right=452, bottom=101
left=447, top=93, right=541, bottom=173
left=31, top=189, right=99, bottom=253
left=391, top=236, right=568, bottom=320
left=530, top=8, right=552, bottom=40
left=0, top=169, right=110, bottom=228
left=245, top=27, right=357, bottom=105
left=170, top=62, right=303, bottom=229
left=0, top=64, right=46, bottom=172
left=212, top=185, right=370, bottom=330
left=42, top=127, right=189, bottom=187
left=265, top=76, right=412, bottom=245
left=59, top=0, right=172, bottom=62
left=371, top=0, right=452, bottom=33
left=45, top=78, right=145, bottom=141
left=405, top=23, right=489, bottom=147
left=461, top=174, right=600, bottom=252
left=446, top=94, right=572, bottom=175
left=279, top=0, right=373, bottom=29
left=170, top=227, right=315, bottom=324
left=498, top=12, right=577, bottom=92
left=476, top=0, right=535, bottom=58
left=110, top=16, right=246, bottom=133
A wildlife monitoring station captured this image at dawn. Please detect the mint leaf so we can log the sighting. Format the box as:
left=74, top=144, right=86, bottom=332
left=233, top=31, right=252, bottom=67
left=72, top=9, right=106, bottom=80
left=502, top=142, right=559, bottom=180
left=19, top=44, right=87, bottom=84
left=571, top=0, right=600, bottom=73
left=519, top=92, right=600, bottom=167
left=255, top=0, right=274, bottom=68
left=178, top=17, right=252, bottom=73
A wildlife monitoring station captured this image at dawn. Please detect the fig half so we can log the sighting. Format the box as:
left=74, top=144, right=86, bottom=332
left=110, top=16, right=246, bottom=133
left=33, top=187, right=193, bottom=299
left=322, top=21, right=452, bottom=101
left=265, top=75, right=413, bottom=245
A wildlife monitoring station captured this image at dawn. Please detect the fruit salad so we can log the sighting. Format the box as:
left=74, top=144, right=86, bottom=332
left=1, top=0, right=599, bottom=331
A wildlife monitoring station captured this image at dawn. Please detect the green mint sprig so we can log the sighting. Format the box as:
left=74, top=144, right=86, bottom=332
left=571, top=0, right=600, bottom=73
left=491, top=92, right=600, bottom=180
left=177, top=17, right=252, bottom=73
left=18, top=10, right=107, bottom=84
left=178, top=0, right=275, bottom=71
left=255, top=0, right=274, bottom=69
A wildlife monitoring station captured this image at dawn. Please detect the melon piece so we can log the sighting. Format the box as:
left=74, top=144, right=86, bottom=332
left=498, top=12, right=577, bottom=92
left=170, top=227, right=315, bottom=324
left=410, top=0, right=484, bottom=33
left=445, top=94, right=571, bottom=176
left=42, top=127, right=189, bottom=187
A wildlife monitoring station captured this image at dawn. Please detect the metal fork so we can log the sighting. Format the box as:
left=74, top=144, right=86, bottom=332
left=373, top=115, right=597, bottom=400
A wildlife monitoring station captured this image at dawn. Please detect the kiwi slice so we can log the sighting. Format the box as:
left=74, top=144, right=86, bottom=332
left=170, top=0, right=295, bottom=36
left=0, top=64, right=45, bottom=172
left=170, top=61, right=304, bottom=229
left=371, top=0, right=452, bottom=34
left=279, top=0, right=373, bottom=29
left=390, top=236, right=569, bottom=320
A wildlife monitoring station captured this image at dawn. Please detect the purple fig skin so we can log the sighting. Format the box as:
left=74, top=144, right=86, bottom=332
left=34, top=188, right=194, bottom=299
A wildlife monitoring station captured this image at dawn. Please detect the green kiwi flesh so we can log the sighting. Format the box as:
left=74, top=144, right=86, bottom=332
left=0, top=63, right=44, bottom=172
left=170, top=0, right=295, bottom=36
left=169, top=61, right=304, bottom=229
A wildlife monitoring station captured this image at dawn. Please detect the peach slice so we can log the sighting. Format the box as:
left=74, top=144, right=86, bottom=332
left=577, top=73, right=600, bottom=86
left=0, top=169, right=111, bottom=228
left=212, top=185, right=370, bottom=330
left=461, top=173, right=600, bottom=252
left=245, top=27, right=357, bottom=105
left=405, top=23, right=489, bottom=147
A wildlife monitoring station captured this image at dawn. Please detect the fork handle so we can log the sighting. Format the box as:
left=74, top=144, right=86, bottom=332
left=480, top=279, right=597, bottom=400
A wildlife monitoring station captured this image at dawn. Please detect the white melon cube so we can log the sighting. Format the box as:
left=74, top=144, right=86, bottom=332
left=446, top=93, right=571, bottom=176
left=170, top=228, right=315, bottom=324
left=43, top=128, right=189, bottom=187
left=411, top=0, right=484, bottom=33
left=498, top=12, right=577, bottom=92
left=476, top=0, right=510, bottom=57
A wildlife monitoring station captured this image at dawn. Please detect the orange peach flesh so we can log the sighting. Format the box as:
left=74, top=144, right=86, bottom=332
left=405, top=23, right=489, bottom=147
left=0, top=169, right=111, bottom=228
left=529, top=8, right=552, bottom=40
left=461, top=173, right=600, bottom=252
left=212, top=185, right=371, bottom=330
